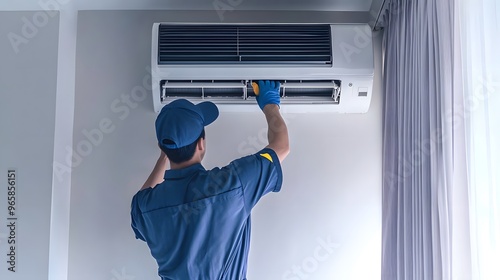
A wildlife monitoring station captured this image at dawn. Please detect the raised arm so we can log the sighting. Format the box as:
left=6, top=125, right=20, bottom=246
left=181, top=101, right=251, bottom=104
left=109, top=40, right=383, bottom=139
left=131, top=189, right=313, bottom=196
left=263, top=105, right=289, bottom=162
left=140, top=151, right=168, bottom=191
left=255, top=81, right=290, bottom=162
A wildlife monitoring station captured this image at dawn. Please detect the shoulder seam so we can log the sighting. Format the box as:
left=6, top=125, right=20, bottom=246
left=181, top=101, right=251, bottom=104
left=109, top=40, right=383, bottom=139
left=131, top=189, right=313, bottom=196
left=228, top=163, right=250, bottom=215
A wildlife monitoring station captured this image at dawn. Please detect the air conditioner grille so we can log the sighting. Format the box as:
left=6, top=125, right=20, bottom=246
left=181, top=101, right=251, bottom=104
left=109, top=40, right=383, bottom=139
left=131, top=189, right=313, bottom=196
left=158, top=24, right=332, bottom=65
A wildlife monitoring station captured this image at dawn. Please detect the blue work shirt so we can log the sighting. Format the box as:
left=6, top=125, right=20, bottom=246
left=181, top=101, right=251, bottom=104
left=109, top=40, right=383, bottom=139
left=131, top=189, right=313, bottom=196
left=131, top=148, right=283, bottom=280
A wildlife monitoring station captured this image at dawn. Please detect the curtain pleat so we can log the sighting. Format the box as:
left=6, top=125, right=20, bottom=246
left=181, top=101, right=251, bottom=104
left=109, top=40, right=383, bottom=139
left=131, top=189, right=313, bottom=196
left=382, top=0, right=454, bottom=279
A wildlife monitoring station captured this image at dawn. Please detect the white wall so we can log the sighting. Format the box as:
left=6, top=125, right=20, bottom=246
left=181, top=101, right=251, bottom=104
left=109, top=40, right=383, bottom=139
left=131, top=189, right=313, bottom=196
left=0, top=1, right=381, bottom=280
left=0, top=11, right=60, bottom=280
left=68, top=10, right=382, bottom=280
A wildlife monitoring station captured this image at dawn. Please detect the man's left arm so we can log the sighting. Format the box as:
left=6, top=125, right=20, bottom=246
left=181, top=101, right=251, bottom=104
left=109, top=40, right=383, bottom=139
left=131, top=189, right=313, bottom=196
left=139, top=151, right=168, bottom=191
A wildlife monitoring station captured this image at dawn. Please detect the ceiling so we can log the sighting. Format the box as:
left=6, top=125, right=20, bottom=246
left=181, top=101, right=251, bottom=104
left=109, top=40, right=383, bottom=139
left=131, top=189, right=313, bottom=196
left=1, top=0, right=375, bottom=12
left=133, top=0, right=375, bottom=12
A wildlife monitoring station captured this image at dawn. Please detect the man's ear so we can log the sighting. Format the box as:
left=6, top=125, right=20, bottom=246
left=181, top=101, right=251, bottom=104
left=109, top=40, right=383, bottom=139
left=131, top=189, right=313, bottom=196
left=197, top=137, right=205, bottom=150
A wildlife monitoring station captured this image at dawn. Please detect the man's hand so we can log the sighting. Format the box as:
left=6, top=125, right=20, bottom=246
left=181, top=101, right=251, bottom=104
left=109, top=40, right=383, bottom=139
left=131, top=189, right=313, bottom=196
left=140, top=149, right=169, bottom=191
left=255, top=80, right=281, bottom=110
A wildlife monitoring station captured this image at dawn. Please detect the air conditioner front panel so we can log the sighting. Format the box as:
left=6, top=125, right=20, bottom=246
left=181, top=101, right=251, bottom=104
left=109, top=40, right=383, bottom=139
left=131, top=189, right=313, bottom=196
left=151, top=23, right=374, bottom=113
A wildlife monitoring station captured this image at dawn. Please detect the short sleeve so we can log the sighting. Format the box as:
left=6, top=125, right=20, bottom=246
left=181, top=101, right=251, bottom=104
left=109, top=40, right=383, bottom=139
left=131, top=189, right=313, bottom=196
left=130, top=191, right=147, bottom=242
left=229, top=148, right=283, bottom=213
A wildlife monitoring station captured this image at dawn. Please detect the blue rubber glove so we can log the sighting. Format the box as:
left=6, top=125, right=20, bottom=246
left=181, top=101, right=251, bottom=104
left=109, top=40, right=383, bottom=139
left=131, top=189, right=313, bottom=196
left=255, top=80, right=281, bottom=110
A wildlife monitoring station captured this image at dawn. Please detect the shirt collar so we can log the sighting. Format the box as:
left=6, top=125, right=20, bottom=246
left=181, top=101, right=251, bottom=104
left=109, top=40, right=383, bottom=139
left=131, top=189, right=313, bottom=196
left=164, top=163, right=205, bottom=180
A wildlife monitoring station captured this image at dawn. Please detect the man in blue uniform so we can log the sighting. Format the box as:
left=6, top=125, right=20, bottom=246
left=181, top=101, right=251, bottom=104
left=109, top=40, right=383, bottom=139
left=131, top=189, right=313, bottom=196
left=131, top=81, right=290, bottom=279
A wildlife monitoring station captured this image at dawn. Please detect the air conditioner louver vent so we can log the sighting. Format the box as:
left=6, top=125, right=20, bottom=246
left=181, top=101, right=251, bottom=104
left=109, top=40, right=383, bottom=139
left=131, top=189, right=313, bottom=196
left=158, top=24, right=332, bottom=65
left=160, top=80, right=341, bottom=104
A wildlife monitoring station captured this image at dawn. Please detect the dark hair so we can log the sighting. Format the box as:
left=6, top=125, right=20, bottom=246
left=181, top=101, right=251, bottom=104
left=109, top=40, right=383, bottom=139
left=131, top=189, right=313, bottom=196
left=161, top=129, right=205, bottom=164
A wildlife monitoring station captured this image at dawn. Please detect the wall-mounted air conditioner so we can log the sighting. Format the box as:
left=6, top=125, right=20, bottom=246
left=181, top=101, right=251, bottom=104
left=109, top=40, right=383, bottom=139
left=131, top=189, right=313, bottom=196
left=151, top=23, right=374, bottom=113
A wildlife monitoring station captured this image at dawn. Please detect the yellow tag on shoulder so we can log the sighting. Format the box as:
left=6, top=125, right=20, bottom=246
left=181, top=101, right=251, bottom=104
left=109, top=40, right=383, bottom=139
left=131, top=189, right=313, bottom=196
left=259, top=153, right=273, bottom=162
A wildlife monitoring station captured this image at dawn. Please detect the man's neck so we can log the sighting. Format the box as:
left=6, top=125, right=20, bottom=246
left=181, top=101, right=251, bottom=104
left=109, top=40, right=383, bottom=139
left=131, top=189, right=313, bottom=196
left=170, top=158, right=201, bottom=170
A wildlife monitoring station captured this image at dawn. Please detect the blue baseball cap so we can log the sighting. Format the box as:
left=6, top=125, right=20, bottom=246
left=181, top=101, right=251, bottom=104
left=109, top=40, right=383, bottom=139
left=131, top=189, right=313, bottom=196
left=155, top=99, right=219, bottom=149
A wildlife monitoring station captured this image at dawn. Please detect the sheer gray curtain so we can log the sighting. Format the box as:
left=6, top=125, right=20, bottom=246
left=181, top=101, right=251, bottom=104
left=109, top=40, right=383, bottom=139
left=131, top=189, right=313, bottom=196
left=381, top=0, right=455, bottom=279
